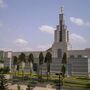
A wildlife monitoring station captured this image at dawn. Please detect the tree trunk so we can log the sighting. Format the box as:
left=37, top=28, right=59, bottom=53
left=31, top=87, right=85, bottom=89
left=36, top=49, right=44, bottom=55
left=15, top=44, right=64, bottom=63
left=29, top=63, right=31, bottom=77
left=15, top=65, right=17, bottom=76
left=15, top=70, right=16, bottom=77
left=17, top=65, right=19, bottom=76
left=48, top=63, right=51, bottom=81
left=41, top=64, right=42, bottom=79
left=47, top=72, right=48, bottom=81
left=22, top=70, right=23, bottom=81
left=47, top=63, right=49, bottom=81
left=18, top=70, right=19, bottom=76
left=30, top=62, right=33, bottom=75
left=22, top=70, right=24, bottom=82
left=14, top=66, right=16, bottom=77
left=21, top=62, right=25, bottom=82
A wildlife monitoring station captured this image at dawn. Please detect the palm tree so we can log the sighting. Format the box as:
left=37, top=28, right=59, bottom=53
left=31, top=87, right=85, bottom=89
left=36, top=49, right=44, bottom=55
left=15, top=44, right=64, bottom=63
left=13, top=56, right=18, bottom=76
left=61, top=52, right=67, bottom=78
left=18, top=53, right=26, bottom=80
left=45, top=52, right=52, bottom=81
left=27, top=53, right=34, bottom=77
left=39, top=52, right=44, bottom=79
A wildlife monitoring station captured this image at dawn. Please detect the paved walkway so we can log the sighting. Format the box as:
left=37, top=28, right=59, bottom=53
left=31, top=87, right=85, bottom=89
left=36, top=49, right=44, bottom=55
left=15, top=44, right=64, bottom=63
left=8, top=84, right=57, bottom=90
left=8, top=84, right=27, bottom=90
left=33, top=87, right=56, bottom=90
left=8, top=83, right=66, bottom=90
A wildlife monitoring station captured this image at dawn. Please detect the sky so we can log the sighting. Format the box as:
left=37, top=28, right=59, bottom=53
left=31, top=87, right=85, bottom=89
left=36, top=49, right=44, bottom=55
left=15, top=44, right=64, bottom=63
left=0, top=0, right=90, bottom=51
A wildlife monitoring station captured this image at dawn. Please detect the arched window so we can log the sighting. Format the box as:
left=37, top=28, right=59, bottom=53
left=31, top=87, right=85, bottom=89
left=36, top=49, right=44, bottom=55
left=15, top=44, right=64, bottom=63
left=70, top=55, right=74, bottom=58
left=78, top=55, right=82, bottom=58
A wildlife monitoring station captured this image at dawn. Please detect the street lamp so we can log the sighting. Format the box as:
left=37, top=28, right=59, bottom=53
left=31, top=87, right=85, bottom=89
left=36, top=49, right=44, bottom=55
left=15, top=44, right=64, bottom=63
left=55, top=73, right=62, bottom=90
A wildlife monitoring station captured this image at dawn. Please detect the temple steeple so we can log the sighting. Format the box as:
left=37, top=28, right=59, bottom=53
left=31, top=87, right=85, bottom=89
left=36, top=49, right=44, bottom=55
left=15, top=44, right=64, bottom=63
left=60, top=6, right=64, bottom=14
left=59, top=6, right=64, bottom=32
left=52, top=7, right=69, bottom=58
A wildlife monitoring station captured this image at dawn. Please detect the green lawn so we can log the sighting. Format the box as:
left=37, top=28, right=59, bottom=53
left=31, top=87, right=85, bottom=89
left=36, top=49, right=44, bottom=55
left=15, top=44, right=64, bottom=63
left=2, top=72, right=90, bottom=89
left=63, top=76, right=90, bottom=89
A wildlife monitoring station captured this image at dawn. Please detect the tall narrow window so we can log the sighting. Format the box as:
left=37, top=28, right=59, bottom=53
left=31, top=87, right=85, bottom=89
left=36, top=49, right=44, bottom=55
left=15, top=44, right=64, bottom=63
left=67, top=31, right=69, bottom=42
left=57, top=49, right=62, bottom=58
left=59, top=30, right=62, bottom=42
left=55, top=30, right=57, bottom=42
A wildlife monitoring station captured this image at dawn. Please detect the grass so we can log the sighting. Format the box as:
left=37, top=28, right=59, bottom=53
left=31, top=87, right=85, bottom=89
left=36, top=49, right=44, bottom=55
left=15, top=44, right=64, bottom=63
left=2, top=72, right=90, bottom=89
left=63, top=76, right=90, bottom=89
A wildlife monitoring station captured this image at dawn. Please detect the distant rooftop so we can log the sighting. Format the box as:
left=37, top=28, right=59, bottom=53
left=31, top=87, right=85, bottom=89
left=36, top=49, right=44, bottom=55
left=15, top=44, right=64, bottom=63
left=85, top=48, right=90, bottom=50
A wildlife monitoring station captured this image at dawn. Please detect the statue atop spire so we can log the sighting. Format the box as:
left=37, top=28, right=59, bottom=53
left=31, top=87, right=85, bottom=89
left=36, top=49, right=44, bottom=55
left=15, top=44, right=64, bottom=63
left=60, top=6, right=64, bottom=14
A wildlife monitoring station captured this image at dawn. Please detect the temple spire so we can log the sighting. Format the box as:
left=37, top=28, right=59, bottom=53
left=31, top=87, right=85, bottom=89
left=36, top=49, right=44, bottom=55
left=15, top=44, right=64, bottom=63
left=60, top=6, right=64, bottom=14
left=59, top=6, right=64, bottom=28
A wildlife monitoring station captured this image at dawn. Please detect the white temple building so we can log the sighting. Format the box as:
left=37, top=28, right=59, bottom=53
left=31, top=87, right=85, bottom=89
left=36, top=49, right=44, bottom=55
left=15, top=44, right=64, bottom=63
left=0, top=7, right=90, bottom=76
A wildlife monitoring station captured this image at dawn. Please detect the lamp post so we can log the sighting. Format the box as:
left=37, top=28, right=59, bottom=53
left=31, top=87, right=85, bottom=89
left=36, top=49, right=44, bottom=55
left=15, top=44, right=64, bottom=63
left=55, top=73, right=62, bottom=90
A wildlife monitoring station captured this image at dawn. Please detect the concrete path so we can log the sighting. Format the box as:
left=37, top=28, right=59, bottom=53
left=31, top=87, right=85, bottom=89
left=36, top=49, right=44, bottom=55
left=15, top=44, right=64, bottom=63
left=8, top=84, right=56, bottom=90
left=33, top=87, right=56, bottom=90
left=8, top=83, right=66, bottom=90
left=8, top=84, right=27, bottom=90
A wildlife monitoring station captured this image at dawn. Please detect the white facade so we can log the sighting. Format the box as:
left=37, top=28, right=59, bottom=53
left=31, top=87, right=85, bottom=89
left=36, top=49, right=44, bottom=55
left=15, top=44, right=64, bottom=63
left=68, top=49, right=90, bottom=58
left=52, top=8, right=69, bottom=58
left=68, top=57, right=90, bottom=76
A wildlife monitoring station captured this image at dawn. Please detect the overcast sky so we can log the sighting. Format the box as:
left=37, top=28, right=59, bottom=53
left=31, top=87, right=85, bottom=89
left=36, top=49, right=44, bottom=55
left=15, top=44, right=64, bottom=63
left=0, top=0, right=90, bottom=51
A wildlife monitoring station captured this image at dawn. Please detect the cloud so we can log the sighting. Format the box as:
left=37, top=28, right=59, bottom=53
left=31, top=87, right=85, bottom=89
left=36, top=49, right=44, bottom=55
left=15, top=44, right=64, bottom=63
left=0, top=48, right=12, bottom=51
left=70, top=17, right=90, bottom=26
left=70, top=33, right=86, bottom=43
left=14, top=38, right=28, bottom=46
left=86, top=22, right=90, bottom=26
left=37, top=44, right=51, bottom=51
left=0, top=0, right=7, bottom=8
left=68, top=33, right=87, bottom=49
left=39, top=25, right=55, bottom=35
left=70, top=17, right=84, bottom=26
left=0, top=47, right=33, bottom=52
left=13, top=47, right=32, bottom=52
left=13, top=38, right=34, bottom=51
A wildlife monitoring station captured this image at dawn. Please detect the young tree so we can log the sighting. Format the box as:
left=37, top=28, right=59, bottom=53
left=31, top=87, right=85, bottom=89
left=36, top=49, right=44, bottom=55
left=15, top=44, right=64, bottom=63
left=13, top=56, right=18, bottom=76
left=27, top=53, right=34, bottom=77
left=45, top=52, right=52, bottom=81
left=61, top=65, right=66, bottom=77
left=39, top=52, right=44, bottom=79
left=18, top=53, right=26, bottom=80
left=17, top=64, right=20, bottom=75
left=62, top=53, right=67, bottom=64
left=61, top=52, right=67, bottom=78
